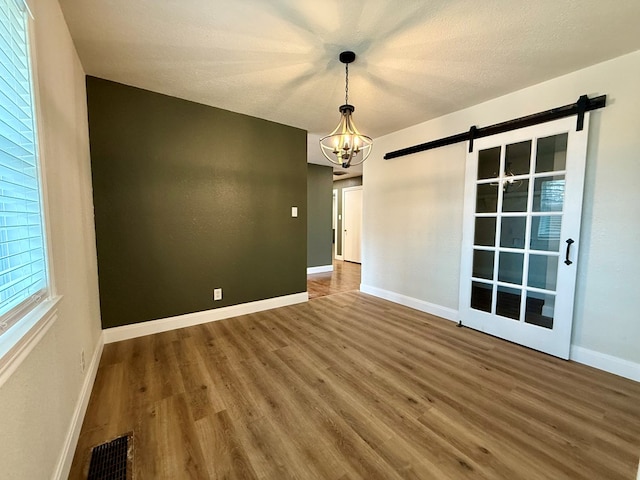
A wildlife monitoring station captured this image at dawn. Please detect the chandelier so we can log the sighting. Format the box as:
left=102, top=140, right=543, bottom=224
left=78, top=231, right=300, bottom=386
left=319, top=51, right=372, bottom=169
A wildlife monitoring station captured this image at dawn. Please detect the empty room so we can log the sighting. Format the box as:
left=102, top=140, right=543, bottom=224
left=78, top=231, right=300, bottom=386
left=0, top=0, right=639, bottom=479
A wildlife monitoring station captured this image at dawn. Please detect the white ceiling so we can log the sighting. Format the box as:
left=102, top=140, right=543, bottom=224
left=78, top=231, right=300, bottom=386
left=59, top=0, right=640, bottom=174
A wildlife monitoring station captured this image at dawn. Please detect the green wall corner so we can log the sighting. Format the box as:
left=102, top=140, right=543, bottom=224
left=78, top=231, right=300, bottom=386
left=86, top=77, right=307, bottom=328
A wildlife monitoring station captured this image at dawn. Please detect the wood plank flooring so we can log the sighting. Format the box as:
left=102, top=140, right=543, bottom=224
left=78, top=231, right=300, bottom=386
left=307, top=260, right=361, bottom=299
left=69, top=292, right=640, bottom=479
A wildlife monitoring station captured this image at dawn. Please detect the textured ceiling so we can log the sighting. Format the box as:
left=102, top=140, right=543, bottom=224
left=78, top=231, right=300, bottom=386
left=59, top=0, right=640, bottom=169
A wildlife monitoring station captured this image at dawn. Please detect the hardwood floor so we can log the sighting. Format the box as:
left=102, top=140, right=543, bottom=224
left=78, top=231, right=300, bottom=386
left=70, top=292, right=640, bottom=479
left=307, top=260, right=361, bottom=299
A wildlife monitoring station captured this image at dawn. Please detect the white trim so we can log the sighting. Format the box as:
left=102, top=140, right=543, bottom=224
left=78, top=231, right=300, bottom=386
left=360, top=285, right=640, bottom=383
left=0, top=295, right=61, bottom=388
left=335, top=254, right=344, bottom=261
left=307, top=265, right=333, bottom=275
left=103, top=292, right=309, bottom=343
left=28, top=6, right=57, bottom=298
left=53, top=334, right=104, bottom=480
left=569, top=345, right=640, bottom=383
left=360, top=284, right=459, bottom=322
left=332, top=188, right=338, bottom=258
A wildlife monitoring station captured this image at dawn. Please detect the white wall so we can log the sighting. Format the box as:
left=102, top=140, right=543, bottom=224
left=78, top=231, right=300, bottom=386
left=0, top=0, right=102, bottom=478
left=363, top=50, right=640, bottom=368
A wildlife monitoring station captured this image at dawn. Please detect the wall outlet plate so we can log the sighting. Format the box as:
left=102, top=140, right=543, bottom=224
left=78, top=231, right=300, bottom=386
left=213, top=288, right=223, bottom=301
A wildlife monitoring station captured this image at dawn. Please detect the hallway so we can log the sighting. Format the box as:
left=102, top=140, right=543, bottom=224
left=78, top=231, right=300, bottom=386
left=307, top=260, right=361, bottom=299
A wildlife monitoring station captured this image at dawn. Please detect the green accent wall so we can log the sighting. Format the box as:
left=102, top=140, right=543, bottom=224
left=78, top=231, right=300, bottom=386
left=307, top=164, right=333, bottom=268
left=86, top=77, right=307, bottom=329
left=334, top=176, right=363, bottom=257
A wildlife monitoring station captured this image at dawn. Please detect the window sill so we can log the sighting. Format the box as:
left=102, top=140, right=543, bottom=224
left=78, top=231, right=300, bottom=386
left=0, top=295, right=62, bottom=388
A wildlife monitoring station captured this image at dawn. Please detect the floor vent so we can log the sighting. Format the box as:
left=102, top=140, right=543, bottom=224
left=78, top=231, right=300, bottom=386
left=88, top=433, right=132, bottom=480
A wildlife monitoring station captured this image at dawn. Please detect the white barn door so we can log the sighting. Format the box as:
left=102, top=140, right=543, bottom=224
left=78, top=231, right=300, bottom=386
left=459, top=115, right=590, bottom=359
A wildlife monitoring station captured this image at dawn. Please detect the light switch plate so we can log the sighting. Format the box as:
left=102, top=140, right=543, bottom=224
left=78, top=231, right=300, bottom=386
left=291, top=206, right=298, bottom=217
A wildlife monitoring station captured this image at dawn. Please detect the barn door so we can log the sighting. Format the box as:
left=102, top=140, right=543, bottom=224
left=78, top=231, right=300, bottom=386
left=459, top=115, right=589, bottom=359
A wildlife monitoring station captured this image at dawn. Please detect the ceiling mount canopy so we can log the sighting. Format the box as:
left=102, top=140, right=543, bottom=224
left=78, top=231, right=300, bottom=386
left=320, top=51, right=372, bottom=169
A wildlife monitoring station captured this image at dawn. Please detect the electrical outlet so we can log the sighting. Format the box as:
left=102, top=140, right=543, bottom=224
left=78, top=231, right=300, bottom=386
left=213, top=288, right=223, bottom=301
left=80, top=349, right=86, bottom=374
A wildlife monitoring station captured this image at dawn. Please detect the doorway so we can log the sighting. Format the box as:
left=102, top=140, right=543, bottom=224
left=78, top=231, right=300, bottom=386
left=332, top=188, right=338, bottom=257
left=342, top=186, right=363, bottom=264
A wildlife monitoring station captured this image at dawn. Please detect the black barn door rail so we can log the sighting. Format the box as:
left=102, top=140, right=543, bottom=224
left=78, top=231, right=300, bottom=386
left=384, top=94, right=606, bottom=160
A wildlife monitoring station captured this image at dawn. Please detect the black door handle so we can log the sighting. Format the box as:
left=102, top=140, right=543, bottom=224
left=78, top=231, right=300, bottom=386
left=564, top=238, right=575, bottom=265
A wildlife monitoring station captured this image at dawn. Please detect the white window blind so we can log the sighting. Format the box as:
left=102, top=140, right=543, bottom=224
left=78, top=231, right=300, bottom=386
left=0, top=0, right=47, bottom=336
left=537, top=179, right=564, bottom=239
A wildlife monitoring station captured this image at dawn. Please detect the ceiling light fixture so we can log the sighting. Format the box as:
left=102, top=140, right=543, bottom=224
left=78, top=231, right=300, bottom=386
left=320, top=51, right=372, bottom=169
left=490, top=162, right=523, bottom=192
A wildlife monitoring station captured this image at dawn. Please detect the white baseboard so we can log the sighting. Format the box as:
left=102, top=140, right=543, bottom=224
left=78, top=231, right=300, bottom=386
left=335, top=254, right=343, bottom=261
left=103, top=292, right=309, bottom=344
left=360, top=284, right=459, bottom=323
left=307, top=265, right=333, bottom=275
left=569, top=345, right=640, bottom=382
left=53, top=334, right=104, bottom=480
left=360, top=285, right=640, bottom=383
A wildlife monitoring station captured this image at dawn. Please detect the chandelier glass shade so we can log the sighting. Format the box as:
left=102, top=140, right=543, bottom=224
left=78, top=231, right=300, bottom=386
left=319, top=51, right=372, bottom=168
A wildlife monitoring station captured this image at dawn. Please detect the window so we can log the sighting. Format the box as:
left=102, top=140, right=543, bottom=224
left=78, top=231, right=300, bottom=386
left=0, top=0, right=48, bottom=340
left=537, top=179, right=564, bottom=239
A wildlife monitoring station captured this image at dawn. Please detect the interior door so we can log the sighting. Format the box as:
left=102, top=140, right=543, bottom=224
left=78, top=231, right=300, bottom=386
left=332, top=189, right=338, bottom=248
left=343, top=187, right=363, bottom=263
left=459, top=115, right=589, bottom=359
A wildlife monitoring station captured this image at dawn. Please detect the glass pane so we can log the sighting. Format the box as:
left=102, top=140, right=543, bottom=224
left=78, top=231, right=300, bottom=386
left=500, top=217, right=526, bottom=249
left=471, top=282, right=492, bottom=313
left=530, top=216, right=562, bottom=251
left=536, top=134, right=567, bottom=173
left=474, top=217, right=496, bottom=246
left=496, top=285, right=521, bottom=320
left=505, top=140, right=532, bottom=175
left=498, top=252, right=523, bottom=285
left=502, top=179, right=529, bottom=212
left=478, top=146, right=501, bottom=180
left=473, top=250, right=494, bottom=280
left=528, top=254, right=558, bottom=291
left=533, top=176, right=564, bottom=212
left=0, top=2, right=49, bottom=325
left=525, top=292, right=555, bottom=329
left=476, top=184, right=498, bottom=213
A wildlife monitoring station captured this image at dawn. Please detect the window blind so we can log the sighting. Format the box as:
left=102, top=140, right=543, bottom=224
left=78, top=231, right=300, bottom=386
left=0, top=0, right=47, bottom=336
left=537, top=179, right=564, bottom=239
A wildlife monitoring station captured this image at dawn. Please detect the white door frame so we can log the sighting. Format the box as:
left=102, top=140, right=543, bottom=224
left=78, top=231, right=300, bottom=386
left=459, top=115, right=590, bottom=359
left=333, top=188, right=339, bottom=260
left=342, top=185, right=363, bottom=264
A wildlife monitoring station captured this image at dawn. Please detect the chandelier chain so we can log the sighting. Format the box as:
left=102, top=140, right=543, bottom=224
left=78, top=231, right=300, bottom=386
left=319, top=51, right=372, bottom=168
left=345, top=63, right=349, bottom=105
